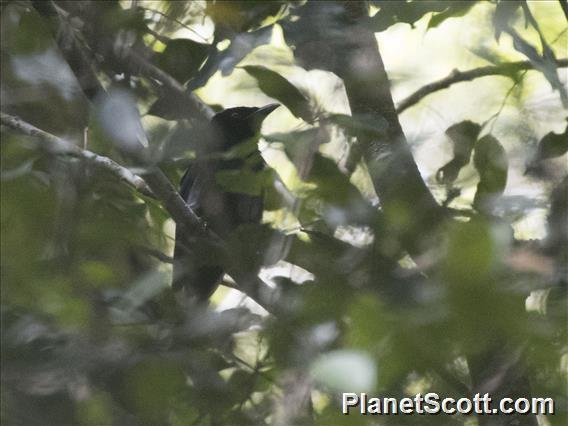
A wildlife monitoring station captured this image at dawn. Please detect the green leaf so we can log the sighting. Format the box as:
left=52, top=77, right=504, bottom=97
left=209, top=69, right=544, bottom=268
left=242, top=65, right=313, bottom=122
left=534, top=124, right=568, bottom=161
left=153, top=38, right=209, bottom=84
left=436, top=121, right=481, bottom=184
left=473, top=135, right=508, bottom=211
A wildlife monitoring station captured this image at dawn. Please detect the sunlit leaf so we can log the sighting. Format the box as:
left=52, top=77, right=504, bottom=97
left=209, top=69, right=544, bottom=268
left=493, top=0, right=523, bottom=41
left=427, top=2, right=476, bottom=29
left=242, top=65, right=313, bottom=122
left=206, top=1, right=284, bottom=35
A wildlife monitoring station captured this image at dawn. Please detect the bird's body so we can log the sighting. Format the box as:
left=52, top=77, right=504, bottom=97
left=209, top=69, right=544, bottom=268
left=172, top=104, right=279, bottom=300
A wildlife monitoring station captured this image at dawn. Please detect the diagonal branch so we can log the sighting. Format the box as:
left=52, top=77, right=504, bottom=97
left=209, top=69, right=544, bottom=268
left=0, top=112, right=154, bottom=198
left=397, top=58, right=568, bottom=113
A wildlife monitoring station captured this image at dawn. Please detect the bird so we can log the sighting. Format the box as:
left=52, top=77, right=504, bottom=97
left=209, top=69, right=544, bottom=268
left=172, top=104, right=280, bottom=301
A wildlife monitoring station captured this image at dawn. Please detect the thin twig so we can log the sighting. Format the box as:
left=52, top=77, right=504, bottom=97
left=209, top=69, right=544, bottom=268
left=140, top=6, right=211, bottom=43
left=138, top=246, right=174, bottom=264
left=397, top=58, right=568, bottom=113
left=485, top=70, right=528, bottom=134
left=0, top=112, right=154, bottom=198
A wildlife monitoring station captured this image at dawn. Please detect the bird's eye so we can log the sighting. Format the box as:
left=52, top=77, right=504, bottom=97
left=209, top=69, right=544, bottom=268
left=231, top=112, right=239, bottom=118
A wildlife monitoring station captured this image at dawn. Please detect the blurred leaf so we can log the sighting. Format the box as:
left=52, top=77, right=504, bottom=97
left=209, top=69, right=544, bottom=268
left=493, top=0, right=523, bottom=41
left=242, top=66, right=313, bottom=122
left=96, top=89, right=147, bottom=153
left=436, top=121, right=481, bottom=184
left=79, top=260, right=115, bottom=287
left=473, top=135, right=508, bottom=212
left=311, top=350, right=376, bottom=393
left=443, top=219, right=497, bottom=287
left=216, top=167, right=273, bottom=196
left=110, top=270, right=168, bottom=323
left=120, top=358, right=186, bottom=422
left=152, top=38, right=209, bottom=84
left=286, top=231, right=370, bottom=284
left=76, top=392, right=113, bottom=426
left=304, top=154, right=376, bottom=227
left=226, top=224, right=286, bottom=272
left=442, top=219, right=523, bottom=346
left=345, top=294, right=388, bottom=351
left=1, top=8, right=53, bottom=54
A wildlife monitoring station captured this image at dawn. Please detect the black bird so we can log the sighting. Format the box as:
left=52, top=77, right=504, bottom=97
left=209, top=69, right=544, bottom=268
left=172, top=104, right=280, bottom=300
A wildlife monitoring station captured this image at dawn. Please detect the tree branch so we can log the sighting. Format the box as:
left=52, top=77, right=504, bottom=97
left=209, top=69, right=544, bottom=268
left=0, top=112, right=154, bottom=198
left=397, top=58, right=568, bottom=113
left=320, top=2, right=445, bottom=254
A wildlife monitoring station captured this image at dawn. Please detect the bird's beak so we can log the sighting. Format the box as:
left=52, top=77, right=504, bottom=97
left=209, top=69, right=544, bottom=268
left=257, top=103, right=280, bottom=115
left=251, top=103, right=280, bottom=119
left=248, top=103, right=280, bottom=131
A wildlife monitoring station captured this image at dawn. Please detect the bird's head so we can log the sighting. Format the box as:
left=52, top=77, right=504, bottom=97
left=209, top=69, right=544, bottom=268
left=211, top=104, right=280, bottom=148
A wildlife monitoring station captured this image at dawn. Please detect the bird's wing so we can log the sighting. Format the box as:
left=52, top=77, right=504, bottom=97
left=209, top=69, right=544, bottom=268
left=173, top=162, right=224, bottom=298
left=179, top=164, right=207, bottom=215
left=179, top=166, right=194, bottom=202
